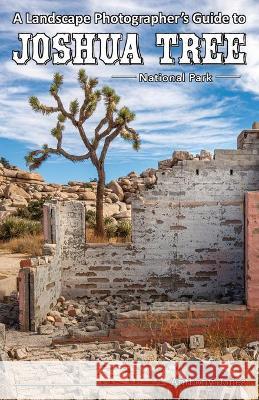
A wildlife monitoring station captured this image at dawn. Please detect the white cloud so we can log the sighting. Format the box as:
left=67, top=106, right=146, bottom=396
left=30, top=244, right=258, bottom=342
left=0, top=0, right=257, bottom=173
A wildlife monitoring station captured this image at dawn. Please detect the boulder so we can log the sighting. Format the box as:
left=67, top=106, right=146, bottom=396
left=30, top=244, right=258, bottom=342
left=66, top=186, right=80, bottom=193
left=144, top=176, right=156, bottom=186
left=32, top=192, right=42, bottom=200
left=42, top=186, right=56, bottom=193
left=0, top=199, right=13, bottom=211
left=16, top=171, right=43, bottom=182
left=2, top=169, right=18, bottom=178
left=113, top=211, right=131, bottom=219
left=103, top=203, right=120, bottom=217
left=141, top=168, right=156, bottom=178
left=108, top=193, right=119, bottom=203
left=127, top=171, right=138, bottom=178
left=107, top=180, right=124, bottom=201
left=120, top=178, right=131, bottom=186
left=158, top=159, right=173, bottom=170
left=79, top=191, right=96, bottom=201
left=200, top=150, right=212, bottom=160
left=172, top=151, right=193, bottom=166
left=4, top=183, right=31, bottom=200
left=11, top=194, right=28, bottom=208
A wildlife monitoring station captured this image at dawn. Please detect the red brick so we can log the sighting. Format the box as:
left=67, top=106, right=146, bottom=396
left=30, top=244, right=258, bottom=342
left=20, top=259, right=32, bottom=268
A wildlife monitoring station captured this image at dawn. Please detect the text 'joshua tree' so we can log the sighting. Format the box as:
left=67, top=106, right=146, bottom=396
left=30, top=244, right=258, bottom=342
left=26, top=70, right=140, bottom=236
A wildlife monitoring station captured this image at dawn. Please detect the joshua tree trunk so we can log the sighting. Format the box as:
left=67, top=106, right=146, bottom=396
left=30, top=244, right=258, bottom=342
left=95, top=165, right=105, bottom=236
left=27, top=70, right=140, bottom=238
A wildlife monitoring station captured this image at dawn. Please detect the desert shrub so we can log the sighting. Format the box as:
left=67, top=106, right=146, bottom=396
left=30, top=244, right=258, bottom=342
left=0, top=217, right=41, bottom=240
left=16, top=207, right=31, bottom=220
left=117, top=220, right=132, bottom=237
left=0, top=157, right=12, bottom=169
left=82, top=182, right=93, bottom=189
left=85, top=210, right=96, bottom=228
left=104, top=216, right=114, bottom=225
left=16, top=199, right=44, bottom=221
left=105, top=223, right=117, bottom=238
left=0, top=233, right=43, bottom=256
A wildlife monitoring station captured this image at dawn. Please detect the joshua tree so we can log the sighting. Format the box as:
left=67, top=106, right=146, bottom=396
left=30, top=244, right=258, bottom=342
left=26, top=70, right=140, bottom=236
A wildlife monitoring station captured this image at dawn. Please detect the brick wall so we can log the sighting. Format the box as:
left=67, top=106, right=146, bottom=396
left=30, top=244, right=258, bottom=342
left=245, top=191, right=259, bottom=309
left=56, top=143, right=259, bottom=303
left=18, top=129, right=259, bottom=331
left=19, top=255, right=61, bottom=331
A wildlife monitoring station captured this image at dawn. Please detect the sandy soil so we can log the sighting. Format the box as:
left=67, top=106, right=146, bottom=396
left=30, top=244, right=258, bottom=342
left=0, top=251, right=26, bottom=277
left=0, top=251, right=27, bottom=299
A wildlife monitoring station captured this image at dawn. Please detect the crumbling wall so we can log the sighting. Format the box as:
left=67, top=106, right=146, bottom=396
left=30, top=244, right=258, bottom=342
left=18, top=128, right=259, bottom=331
left=19, top=201, right=65, bottom=331
left=245, top=191, right=259, bottom=309
left=19, top=254, right=62, bottom=331
left=56, top=146, right=259, bottom=303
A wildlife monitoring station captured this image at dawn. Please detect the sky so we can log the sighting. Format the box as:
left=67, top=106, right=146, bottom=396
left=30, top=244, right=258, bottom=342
left=0, top=0, right=259, bottom=183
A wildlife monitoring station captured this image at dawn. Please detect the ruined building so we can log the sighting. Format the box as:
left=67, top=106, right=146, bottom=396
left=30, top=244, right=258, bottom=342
left=19, top=125, right=259, bottom=332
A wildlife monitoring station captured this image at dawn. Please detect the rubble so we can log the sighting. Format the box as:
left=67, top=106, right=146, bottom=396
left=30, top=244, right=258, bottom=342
left=40, top=295, right=141, bottom=334
left=3, top=336, right=259, bottom=362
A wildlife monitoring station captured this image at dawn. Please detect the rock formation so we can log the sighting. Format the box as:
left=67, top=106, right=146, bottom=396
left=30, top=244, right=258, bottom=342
left=0, top=148, right=211, bottom=222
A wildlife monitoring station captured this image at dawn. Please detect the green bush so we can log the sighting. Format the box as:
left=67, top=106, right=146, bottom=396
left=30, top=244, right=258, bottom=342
left=0, top=217, right=42, bottom=240
left=16, top=199, right=45, bottom=221
left=116, top=220, right=132, bottom=238
left=0, top=157, right=12, bottom=169
left=85, top=210, right=96, bottom=228
left=104, top=216, right=113, bottom=225
left=82, top=182, right=93, bottom=189
left=105, top=223, right=117, bottom=238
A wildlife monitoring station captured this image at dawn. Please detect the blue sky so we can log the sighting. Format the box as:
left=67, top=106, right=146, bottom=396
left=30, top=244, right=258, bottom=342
left=0, top=0, right=259, bottom=183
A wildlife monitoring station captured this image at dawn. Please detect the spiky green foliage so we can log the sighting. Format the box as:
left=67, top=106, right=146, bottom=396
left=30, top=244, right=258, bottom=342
left=89, top=78, right=98, bottom=88
left=50, top=72, right=63, bottom=93
left=116, top=107, right=135, bottom=124
left=102, top=86, right=120, bottom=114
left=69, top=99, right=79, bottom=116
left=78, top=69, right=88, bottom=88
left=29, top=96, right=56, bottom=115
left=58, top=113, right=66, bottom=123
left=25, top=148, right=50, bottom=170
left=51, top=122, right=64, bottom=140
left=29, top=96, right=41, bottom=112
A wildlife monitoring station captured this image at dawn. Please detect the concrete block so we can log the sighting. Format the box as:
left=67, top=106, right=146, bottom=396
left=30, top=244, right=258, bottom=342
left=189, top=334, right=204, bottom=349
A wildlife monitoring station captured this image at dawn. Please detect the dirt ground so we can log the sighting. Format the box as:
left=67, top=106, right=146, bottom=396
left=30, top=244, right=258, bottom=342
left=0, top=250, right=25, bottom=276
left=0, top=251, right=26, bottom=299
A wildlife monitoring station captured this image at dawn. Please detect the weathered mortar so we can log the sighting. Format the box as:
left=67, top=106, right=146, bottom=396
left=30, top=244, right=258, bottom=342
left=48, top=128, right=259, bottom=303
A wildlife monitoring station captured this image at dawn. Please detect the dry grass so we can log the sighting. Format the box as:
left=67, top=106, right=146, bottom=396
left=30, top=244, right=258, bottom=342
left=137, top=311, right=256, bottom=349
left=204, top=315, right=256, bottom=348
left=86, top=228, right=131, bottom=244
left=137, top=312, right=190, bottom=346
left=0, top=233, right=44, bottom=256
